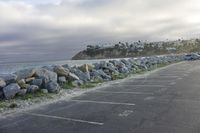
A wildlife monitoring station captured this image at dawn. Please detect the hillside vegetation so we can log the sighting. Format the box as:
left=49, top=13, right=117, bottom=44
left=72, top=39, right=200, bottom=60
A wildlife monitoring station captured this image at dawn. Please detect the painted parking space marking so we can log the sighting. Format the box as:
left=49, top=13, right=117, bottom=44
left=124, top=80, right=175, bottom=83
left=144, top=96, right=155, bottom=101
left=157, top=75, right=182, bottom=77
left=169, top=82, right=176, bottom=85
left=118, top=84, right=168, bottom=87
left=24, top=112, right=104, bottom=126
left=70, top=100, right=136, bottom=106
left=94, top=90, right=154, bottom=95
left=177, top=77, right=183, bottom=80
left=118, top=110, right=134, bottom=117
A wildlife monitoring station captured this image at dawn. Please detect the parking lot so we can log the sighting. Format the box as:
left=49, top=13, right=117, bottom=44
left=1, top=61, right=200, bottom=133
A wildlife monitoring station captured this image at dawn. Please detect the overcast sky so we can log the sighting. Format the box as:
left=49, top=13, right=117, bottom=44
left=0, top=0, right=200, bottom=61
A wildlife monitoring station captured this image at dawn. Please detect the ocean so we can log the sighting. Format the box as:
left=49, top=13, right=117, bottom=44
left=0, top=45, right=85, bottom=74
left=0, top=58, right=115, bottom=74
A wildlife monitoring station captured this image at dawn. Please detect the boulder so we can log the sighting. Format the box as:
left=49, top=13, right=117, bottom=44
left=17, top=79, right=27, bottom=89
left=78, top=64, right=93, bottom=72
left=109, top=60, right=120, bottom=67
left=27, top=85, right=39, bottom=93
left=0, top=74, right=17, bottom=84
left=3, top=83, right=20, bottom=99
left=104, top=66, right=119, bottom=74
left=103, top=69, right=110, bottom=74
left=121, top=59, right=132, bottom=69
left=35, top=68, right=57, bottom=85
left=93, top=63, right=101, bottom=70
left=58, top=76, right=67, bottom=84
left=0, top=78, right=6, bottom=89
left=119, top=67, right=129, bottom=73
left=107, top=62, right=115, bottom=68
left=92, top=76, right=103, bottom=82
left=71, top=68, right=90, bottom=82
left=14, top=68, right=35, bottom=80
left=67, top=73, right=80, bottom=81
left=99, top=61, right=107, bottom=69
left=42, top=65, right=55, bottom=72
left=17, top=89, right=27, bottom=96
left=45, top=82, right=60, bottom=93
left=90, top=70, right=101, bottom=78
left=118, top=61, right=126, bottom=68
left=62, top=64, right=70, bottom=69
left=95, top=70, right=111, bottom=80
left=54, top=65, right=69, bottom=77
left=121, top=59, right=131, bottom=66
left=0, top=90, right=4, bottom=99
left=25, top=77, right=35, bottom=83
left=31, top=79, right=43, bottom=88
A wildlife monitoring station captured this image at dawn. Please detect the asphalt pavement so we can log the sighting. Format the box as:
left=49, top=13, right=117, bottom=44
left=1, top=61, right=200, bottom=133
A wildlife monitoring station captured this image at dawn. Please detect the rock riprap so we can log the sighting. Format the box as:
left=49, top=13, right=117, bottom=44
left=0, top=54, right=194, bottom=100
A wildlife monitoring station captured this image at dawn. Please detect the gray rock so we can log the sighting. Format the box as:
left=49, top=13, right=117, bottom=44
left=3, top=83, right=20, bottom=99
left=17, top=79, right=27, bottom=89
left=27, top=85, right=39, bottom=93
left=62, top=64, right=70, bottom=69
left=121, top=59, right=131, bottom=66
left=99, top=61, right=107, bottom=69
left=25, top=77, right=35, bottom=83
left=45, top=82, right=60, bottom=93
left=104, top=66, right=119, bottom=74
left=17, top=89, right=27, bottom=96
left=92, top=76, right=103, bottom=82
left=14, top=68, right=35, bottom=80
left=96, top=70, right=111, bottom=80
left=35, top=68, right=57, bottom=85
left=103, top=69, right=110, bottom=74
left=71, top=68, right=90, bottom=82
left=118, top=61, right=126, bottom=68
left=54, top=65, right=69, bottom=77
left=93, top=63, right=101, bottom=70
left=67, top=73, right=80, bottom=81
left=31, top=79, right=43, bottom=88
left=0, top=78, right=6, bottom=89
left=0, top=74, right=17, bottom=84
left=42, top=65, right=55, bottom=72
left=121, top=59, right=132, bottom=69
left=109, top=60, right=121, bottom=67
left=58, top=76, right=67, bottom=84
left=78, top=64, right=93, bottom=72
left=119, top=67, right=129, bottom=73
left=0, top=90, right=4, bottom=99
left=107, top=62, right=115, bottom=68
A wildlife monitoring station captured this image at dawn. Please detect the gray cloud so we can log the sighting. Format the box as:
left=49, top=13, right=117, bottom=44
left=0, top=0, right=200, bottom=62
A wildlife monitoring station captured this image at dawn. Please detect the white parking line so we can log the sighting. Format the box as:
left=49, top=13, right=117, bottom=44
left=124, top=80, right=174, bottom=83
left=158, top=75, right=181, bottom=78
left=177, top=77, right=183, bottom=80
left=121, top=85, right=168, bottom=87
left=94, top=90, right=154, bottom=95
left=70, top=100, right=136, bottom=106
left=169, top=82, right=176, bottom=85
left=24, top=112, right=104, bottom=126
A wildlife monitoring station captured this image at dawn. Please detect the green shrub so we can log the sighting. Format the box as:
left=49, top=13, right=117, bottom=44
left=112, top=73, right=128, bottom=80
left=62, top=82, right=76, bottom=89
left=80, top=82, right=96, bottom=89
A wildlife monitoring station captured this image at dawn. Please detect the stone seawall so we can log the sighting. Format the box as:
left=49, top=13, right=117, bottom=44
left=0, top=54, right=194, bottom=100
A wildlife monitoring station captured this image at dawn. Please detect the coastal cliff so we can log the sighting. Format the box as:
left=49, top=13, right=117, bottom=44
left=72, top=39, right=200, bottom=60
